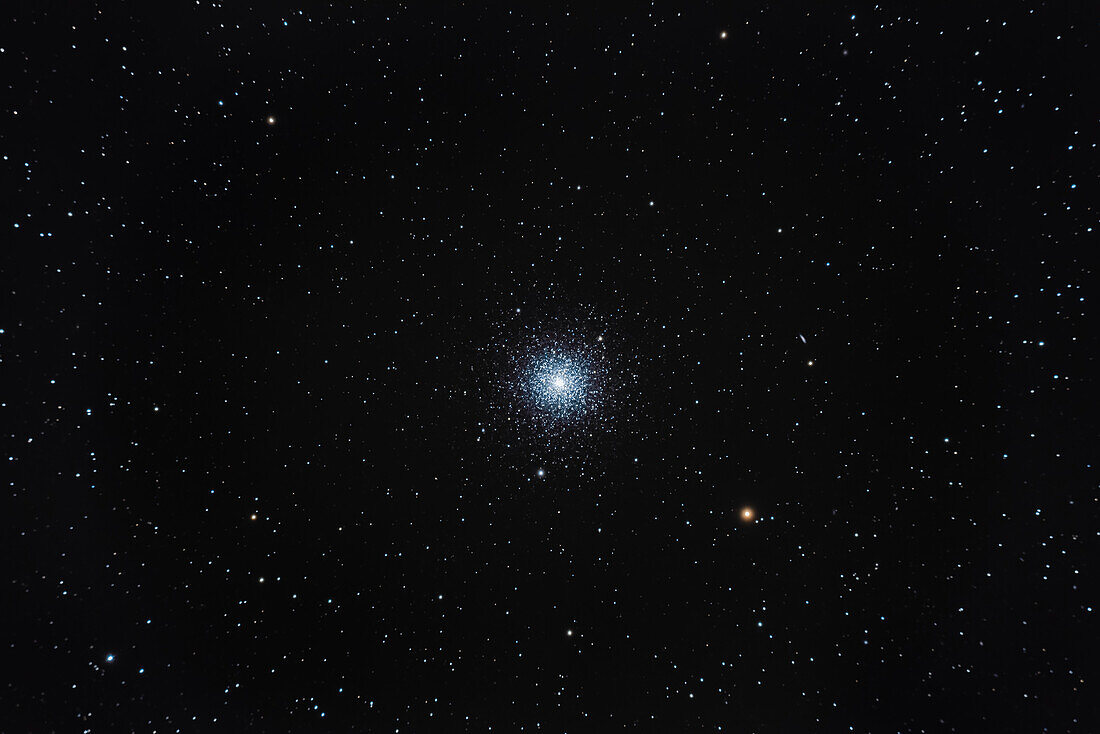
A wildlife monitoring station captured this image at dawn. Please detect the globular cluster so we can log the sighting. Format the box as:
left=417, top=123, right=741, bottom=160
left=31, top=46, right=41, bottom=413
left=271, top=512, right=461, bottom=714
left=482, top=309, right=643, bottom=461
left=504, top=326, right=610, bottom=431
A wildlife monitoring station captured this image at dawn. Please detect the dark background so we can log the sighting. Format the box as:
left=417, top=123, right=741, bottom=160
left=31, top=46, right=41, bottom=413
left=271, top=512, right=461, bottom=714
left=4, top=1, right=1095, bottom=731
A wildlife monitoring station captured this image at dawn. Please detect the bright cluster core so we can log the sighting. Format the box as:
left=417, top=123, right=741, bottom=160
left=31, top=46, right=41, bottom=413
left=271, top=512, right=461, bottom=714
left=526, top=352, right=592, bottom=421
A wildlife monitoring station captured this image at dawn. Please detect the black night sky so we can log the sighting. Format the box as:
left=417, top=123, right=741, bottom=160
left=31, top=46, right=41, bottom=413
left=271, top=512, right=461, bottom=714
left=5, top=2, right=1096, bottom=732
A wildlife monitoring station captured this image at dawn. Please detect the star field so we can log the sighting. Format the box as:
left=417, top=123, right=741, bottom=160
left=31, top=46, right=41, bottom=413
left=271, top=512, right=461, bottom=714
left=4, top=3, right=1096, bottom=732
